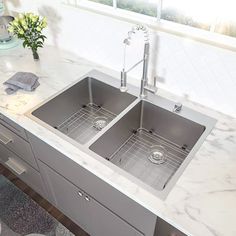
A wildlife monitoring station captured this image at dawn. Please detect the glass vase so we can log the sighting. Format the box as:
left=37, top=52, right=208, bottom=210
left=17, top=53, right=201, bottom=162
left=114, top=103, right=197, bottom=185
left=32, top=50, right=39, bottom=60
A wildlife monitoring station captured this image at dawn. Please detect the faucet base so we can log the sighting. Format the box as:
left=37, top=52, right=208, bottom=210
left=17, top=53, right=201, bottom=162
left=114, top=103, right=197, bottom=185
left=140, top=93, right=147, bottom=99
left=120, top=86, right=128, bottom=92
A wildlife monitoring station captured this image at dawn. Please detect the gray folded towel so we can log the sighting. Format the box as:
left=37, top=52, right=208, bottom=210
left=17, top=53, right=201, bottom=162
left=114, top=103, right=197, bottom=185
left=4, top=72, right=40, bottom=94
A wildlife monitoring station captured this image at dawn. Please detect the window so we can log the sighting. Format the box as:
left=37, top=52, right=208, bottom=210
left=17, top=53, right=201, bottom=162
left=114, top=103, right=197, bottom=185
left=215, top=20, right=236, bottom=37
left=117, top=0, right=157, bottom=17
left=161, top=0, right=212, bottom=30
left=86, top=0, right=236, bottom=39
left=213, top=2, right=236, bottom=37
left=88, top=0, right=113, bottom=6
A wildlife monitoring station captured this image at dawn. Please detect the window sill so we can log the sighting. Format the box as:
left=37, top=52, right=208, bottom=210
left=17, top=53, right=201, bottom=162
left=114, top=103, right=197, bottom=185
left=62, top=0, right=236, bottom=52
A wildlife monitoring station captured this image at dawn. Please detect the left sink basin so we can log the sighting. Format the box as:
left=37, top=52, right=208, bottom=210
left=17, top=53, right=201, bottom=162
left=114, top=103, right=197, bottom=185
left=31, top=76, right=137, bottom=144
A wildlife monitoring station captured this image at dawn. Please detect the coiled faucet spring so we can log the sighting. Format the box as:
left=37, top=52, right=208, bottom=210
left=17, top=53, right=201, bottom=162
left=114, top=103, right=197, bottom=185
left=123, top=24, right=149, bottom=46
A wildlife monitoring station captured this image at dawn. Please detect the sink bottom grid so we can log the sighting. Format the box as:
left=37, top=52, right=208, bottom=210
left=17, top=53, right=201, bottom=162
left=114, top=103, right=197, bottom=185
left=56, top=103, right=116, bottom=144
left=109, top=129, right=189, bottom=190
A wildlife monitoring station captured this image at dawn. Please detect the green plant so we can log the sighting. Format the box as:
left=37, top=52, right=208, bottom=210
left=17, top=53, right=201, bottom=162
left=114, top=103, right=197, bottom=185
left=8, top=13, right=47, bottom=58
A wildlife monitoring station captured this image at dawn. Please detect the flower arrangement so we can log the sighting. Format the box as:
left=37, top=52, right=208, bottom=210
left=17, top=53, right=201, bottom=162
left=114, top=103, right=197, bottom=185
left=8, top=13, right=47, bottom=60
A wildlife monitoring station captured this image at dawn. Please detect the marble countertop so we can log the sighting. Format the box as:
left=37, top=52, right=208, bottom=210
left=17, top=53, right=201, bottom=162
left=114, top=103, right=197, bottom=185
left=0, top=45, right=236, bottom=236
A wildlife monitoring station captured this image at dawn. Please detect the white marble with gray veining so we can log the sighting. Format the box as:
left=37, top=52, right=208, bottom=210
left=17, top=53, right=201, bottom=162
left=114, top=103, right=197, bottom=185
left=0, top=45, right=236, bottom=236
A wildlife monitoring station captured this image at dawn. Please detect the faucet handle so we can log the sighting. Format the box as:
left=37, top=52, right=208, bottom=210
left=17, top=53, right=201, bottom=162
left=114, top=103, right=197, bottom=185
left=144, top=84, right=158, bottom=94
left=143, top=76, right=158, bottom=95
left=153, top=76, right=158, bottom=87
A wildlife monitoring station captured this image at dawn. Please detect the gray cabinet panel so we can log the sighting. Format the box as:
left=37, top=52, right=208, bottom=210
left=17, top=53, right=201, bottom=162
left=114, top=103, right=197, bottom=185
left=28, top=132, right=157, bottom=236
left=39, top=161, right=143, bottom=236
left=0, top=114, right=28, bottom=140
left=0, top=123, right=38, bottom=170
left=85, top=193, right=143, bottom=236
left=39, top=161, right=89, bottom=230
left=0, top=143, right=46, bottom=197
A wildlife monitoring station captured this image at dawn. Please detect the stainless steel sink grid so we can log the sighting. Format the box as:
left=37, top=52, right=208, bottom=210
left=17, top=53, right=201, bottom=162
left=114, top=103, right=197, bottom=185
left=31, top=76, right=136, bottom=144
left=107, top=128, right=189, bottom=191
left=56, top=103, right=116, bottom=144
left=28, top=70, right=216, bottom=199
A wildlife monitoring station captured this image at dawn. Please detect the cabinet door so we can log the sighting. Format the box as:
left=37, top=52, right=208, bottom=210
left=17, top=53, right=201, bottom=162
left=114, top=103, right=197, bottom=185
left=84, top=191, right=143, bottom=236
left=39, top=161, right=143, bottom=236
left=38, top=161, right=89, bottom=231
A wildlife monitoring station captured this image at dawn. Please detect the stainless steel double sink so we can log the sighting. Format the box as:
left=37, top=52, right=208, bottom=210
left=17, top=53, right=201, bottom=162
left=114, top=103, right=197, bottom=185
left=28, top=70, right=216, bottom=199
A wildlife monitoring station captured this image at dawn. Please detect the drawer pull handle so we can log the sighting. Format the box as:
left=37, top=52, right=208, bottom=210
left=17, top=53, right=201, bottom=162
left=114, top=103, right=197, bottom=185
left=0, top=132, right=13, bottom=145
left=85, top=196, right=90, bottom=202
left=169, top=233, right=179, bottom=236
left=77, top=191, right=83, bottom=197
left=5, top=158, right=26, bottom=175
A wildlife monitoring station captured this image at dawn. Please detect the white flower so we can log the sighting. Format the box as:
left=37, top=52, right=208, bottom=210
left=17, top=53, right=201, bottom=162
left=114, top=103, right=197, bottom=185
left=18, top=13, right=23, bottom=19
left=8, top=26, right=14, bottom=33
left=32, top=15, right=39, bottom=23
left=36, top=26, right=42, bottom=32
left=13, top=21, right=19, bottom=27
left=19, top=29, right=24, bottom=35
left=41, top=17, right=47, bottom=28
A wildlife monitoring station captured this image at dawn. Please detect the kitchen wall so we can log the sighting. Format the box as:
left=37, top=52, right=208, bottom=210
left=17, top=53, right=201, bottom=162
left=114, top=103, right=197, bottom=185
left=5, top=0, right=236, bottom=117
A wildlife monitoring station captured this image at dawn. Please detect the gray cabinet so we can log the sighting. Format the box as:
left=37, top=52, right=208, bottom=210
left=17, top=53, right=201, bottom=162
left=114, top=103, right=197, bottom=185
left=28, top=132, right=157, bottom=236
left=39, top=161, right=143, bottom=236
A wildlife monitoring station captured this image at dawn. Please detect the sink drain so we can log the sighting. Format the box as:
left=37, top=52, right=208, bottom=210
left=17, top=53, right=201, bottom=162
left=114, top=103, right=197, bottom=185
left=93, top=117, right=108, bottom=131
left=148, top=145, right=167, bottom=165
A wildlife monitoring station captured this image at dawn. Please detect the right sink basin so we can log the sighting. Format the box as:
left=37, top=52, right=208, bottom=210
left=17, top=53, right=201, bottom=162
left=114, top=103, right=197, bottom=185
left=90, top=100, right=216, bottom=195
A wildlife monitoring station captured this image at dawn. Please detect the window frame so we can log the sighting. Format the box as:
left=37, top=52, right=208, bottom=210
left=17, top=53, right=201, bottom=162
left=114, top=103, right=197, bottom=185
left=62, top=0, right=236, bottom=51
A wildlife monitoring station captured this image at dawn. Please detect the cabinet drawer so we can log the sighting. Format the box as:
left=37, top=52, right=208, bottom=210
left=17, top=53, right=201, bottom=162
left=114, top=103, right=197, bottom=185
left=0, top=123, right=38, bottom=169
left=0, top=143, right=46, bottom=197
left=0, top=114, right=28, bottom=140
left=39, top=161, right=143, bottom=236
left=155, top=218, right=187, bottom=236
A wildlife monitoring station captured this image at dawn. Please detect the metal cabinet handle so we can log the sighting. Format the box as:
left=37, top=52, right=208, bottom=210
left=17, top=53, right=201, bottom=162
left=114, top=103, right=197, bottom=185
left=169, top=232, right=179, bottom=236
left=5, top=158, right=26, bottom=175
left=85, top=196, right=90, bottom=202
left=77, top=191, right=83, bottom=197
left=77, top=191, right=90, bottom=201
left=0, top=132, right=13, bottom=145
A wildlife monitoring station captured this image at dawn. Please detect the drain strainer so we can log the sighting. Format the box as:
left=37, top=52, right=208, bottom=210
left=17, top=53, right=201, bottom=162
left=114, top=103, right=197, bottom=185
left=148, top=145, right=167, bottom=164
left=93, top=117, right=108, bottom=131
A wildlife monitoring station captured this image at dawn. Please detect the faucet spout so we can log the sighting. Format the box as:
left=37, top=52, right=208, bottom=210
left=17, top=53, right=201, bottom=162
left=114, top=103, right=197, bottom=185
left=140, top=42, right=150, bottom=98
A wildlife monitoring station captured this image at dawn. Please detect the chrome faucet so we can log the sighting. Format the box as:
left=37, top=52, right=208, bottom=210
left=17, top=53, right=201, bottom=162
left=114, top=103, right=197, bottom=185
left=120, top=24, right=157, bottom=98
